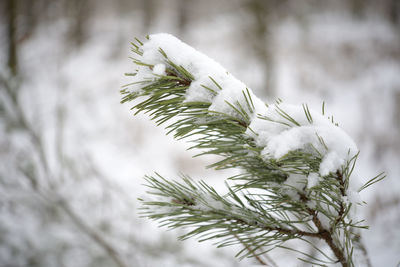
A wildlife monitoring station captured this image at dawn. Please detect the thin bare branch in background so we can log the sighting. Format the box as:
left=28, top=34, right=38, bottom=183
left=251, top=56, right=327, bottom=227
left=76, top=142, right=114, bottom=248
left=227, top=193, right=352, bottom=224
left=0, top=74, right=129, bottom=267
left=6, top=0, right=18, bottom=76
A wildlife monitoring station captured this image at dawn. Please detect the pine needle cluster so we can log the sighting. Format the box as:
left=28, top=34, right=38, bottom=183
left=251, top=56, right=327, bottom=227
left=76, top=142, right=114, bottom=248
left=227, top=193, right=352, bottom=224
left=121, top=36, right=384, bottom=266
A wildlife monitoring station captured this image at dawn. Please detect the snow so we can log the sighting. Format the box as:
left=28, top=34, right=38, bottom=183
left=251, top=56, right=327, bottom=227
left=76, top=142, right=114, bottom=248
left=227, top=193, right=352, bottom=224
left=307, top=173, right=320, bottom=189
left=138, top=33, right=265, bottom=119
left=128, top=65, right=152, bottom=93
left=153, top=63, right=166, bottom=76
left=317, top=213, right=331, bottom=230
left=282, top=174, right=307, bottom=200
left=208, top=83, right=264, bottom=119
left=193, top=193, right=225, bottom=211
left=2, top=4, right=398, bottom=266
left=140, top=33, right=226, bottom=103
left=134, top=34, right=358, bottom=179
left=246, top=103, right=358, bottom=176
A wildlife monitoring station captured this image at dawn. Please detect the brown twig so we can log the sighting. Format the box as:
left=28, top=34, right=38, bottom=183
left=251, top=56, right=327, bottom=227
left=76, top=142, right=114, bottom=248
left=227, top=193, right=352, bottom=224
left=299, top=184, right=348, bottom=267
left=233, top=233, right=268, bottom=266
left=232, top=217, right=321, bottom=239
left=58, top=200, right=128, bottom=267
left=311, top=212, right=348, bottom=267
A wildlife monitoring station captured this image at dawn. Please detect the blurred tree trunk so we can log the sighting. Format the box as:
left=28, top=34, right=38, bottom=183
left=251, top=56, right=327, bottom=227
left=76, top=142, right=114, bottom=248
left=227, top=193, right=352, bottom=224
left=142, top=0, right=155, bottom=32
left=66, top=0, right=91, bottom=47
left=177, top=0, right=190, bottom=36
left=245, top=0, right=278, bottom=97
left=350, top=0, right=366, bottom=18
left=17, top=0, right=38, bottom=43
left=7, top=0, right=18, bottom=76
left=388, top=0, right=400, bottom=25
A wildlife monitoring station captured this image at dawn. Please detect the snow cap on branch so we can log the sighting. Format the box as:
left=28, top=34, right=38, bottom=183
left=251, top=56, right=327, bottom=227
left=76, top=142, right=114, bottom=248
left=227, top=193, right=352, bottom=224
left=139, top=33, right=265, bottom=117
left=133, top=33, right=358, bottom=177
left=246, top=103, right=358, bottom=176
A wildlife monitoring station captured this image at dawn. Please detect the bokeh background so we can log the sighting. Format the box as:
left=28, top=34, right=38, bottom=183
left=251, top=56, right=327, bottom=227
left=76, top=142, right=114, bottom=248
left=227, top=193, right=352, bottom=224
left=0, top=0, right=399, bottom=266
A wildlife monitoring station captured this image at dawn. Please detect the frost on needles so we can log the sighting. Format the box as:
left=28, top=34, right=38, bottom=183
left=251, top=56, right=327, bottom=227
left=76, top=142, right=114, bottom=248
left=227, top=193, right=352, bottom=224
left=121, top=33, right=384, bottom=267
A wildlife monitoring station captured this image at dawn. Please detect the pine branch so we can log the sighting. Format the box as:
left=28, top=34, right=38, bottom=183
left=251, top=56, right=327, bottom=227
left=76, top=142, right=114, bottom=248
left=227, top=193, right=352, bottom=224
left=233, top=233, right=268, bottom=266
left=140, top=174, right=358, bottom=265
left=123, top=34, right=383, bottom=266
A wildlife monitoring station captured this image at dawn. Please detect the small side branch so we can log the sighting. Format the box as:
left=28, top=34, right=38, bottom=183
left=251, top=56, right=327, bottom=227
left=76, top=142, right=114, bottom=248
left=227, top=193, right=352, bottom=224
left=1, top=76, right=128, bottom=267
left=234, top=233, right=268, bottom=266
left=300, top=191, right=348, bottom=267
left=59, top=200, right=128, bottom=267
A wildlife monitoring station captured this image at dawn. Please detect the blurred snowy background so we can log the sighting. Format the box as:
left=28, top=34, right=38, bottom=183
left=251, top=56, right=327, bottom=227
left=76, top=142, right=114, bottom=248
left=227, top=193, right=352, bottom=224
left=0, top=0, right=399, bottom=266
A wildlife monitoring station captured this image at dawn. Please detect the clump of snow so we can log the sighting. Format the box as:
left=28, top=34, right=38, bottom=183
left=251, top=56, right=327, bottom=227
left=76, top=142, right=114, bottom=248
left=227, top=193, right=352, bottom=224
left=282, top=174, right=307, bottom=200
left=128, top=65, right=153, bottom=94
left=208, top=82, right=264, bottom=119
left=246, top=103, right=358, bottom=176
left=153, top=63, right=166, bottom=76
left=139, top=33, right=225, bottom=103
left=319, top=151, right=344, bottom=176
left=137, top=33, right=265, bottom=119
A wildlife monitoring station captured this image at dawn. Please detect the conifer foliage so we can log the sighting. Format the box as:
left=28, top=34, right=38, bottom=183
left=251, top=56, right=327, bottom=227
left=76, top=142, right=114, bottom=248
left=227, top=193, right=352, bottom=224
left=121, top=34, right=384, bottom=266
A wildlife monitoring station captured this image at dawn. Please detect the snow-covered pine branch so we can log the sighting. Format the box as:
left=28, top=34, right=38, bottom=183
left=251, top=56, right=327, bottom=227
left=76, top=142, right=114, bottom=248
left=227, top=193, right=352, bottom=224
left=121, top=33, right=384, bottom=267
